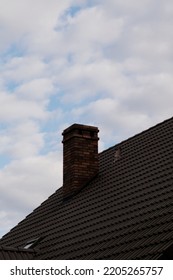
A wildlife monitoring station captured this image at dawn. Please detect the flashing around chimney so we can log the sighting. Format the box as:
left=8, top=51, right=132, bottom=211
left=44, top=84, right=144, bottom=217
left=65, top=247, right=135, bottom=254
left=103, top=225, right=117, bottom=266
left=62, top=124, right=99, bottom=200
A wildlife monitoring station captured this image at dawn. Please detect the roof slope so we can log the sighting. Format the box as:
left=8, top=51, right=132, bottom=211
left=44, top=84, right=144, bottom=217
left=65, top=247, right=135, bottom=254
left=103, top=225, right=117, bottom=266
left=0, top=246, right=36, bottom=260
left=1, top=117, right=173, bottom=259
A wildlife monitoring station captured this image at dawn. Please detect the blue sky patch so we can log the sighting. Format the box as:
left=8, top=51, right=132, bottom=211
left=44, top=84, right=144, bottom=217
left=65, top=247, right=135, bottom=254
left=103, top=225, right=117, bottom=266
left=5, top=81, right=19, bottom=93
left=66, top=6, right=81, bottom=17
left=0, top=155, right=11, bottom=169
left=2, top=43, right=25, bottom=62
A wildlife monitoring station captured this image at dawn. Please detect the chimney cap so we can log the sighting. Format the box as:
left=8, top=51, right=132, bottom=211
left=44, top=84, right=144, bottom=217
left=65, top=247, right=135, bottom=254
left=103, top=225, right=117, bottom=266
left=62, top=123, right=99, bottom=135
left=62, top=123, right=99, bottom=143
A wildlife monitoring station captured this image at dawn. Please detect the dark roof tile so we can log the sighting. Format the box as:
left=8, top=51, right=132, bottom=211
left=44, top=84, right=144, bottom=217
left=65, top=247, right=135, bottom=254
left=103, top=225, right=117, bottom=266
left=0, top=246, right=37, bottom=260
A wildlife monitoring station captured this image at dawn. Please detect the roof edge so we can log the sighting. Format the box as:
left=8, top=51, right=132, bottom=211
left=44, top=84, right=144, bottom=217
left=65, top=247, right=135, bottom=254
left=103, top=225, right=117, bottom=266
left=99, top=116, right=173, bottom=155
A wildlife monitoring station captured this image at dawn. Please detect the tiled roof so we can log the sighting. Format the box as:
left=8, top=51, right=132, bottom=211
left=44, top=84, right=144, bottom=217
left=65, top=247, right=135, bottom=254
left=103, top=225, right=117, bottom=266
left=1, top=117, right=173, bottom=259
left=0, top=246, right=37, bottom=260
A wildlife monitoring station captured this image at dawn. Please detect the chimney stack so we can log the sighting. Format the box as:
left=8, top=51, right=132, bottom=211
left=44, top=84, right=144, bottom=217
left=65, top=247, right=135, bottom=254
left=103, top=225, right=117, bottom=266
left=62, top=124, right=99, bottom=199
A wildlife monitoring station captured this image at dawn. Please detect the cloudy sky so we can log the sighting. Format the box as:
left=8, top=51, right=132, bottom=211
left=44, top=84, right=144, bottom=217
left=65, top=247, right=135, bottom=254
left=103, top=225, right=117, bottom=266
left=0, top=0, right=173, bottom=238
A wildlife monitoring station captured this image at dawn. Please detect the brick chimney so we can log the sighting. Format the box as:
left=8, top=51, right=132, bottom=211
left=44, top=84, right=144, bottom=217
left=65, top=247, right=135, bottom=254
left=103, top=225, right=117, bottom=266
left=62, top=124, right=99, bottom=200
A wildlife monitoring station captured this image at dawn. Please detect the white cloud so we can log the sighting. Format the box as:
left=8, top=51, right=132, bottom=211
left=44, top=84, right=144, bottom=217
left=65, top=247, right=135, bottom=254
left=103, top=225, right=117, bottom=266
left=0, top=121, right=45, bottom=159
left=0, top=152, right=62, bottom=235
left=53, top=5, right=124, bottom=65
left=100, top=0, right=160, bottom=17
left=16, top=78, right=54, bottom=101
left=53, top=59, right=131, bottom=105
left=128, top=21, right=173, bottom=61
left=125, top=73, right=173, bottom=118
left=0, top=153, right=62, bottom=208
left=2, top=56, right=47, bottom=83
left=0, top=91, right=48, bottom=122
left=0, top=0, right=73, bottom=52
left=60, top=6, right=123, bottom=46
left=71, top=98, right=153, bottom=146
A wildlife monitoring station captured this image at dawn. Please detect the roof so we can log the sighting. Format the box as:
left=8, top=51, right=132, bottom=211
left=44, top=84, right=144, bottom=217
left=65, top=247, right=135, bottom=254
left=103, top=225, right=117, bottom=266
left=0, top=246, right=37, bottom=260
left=1, top=117, right=173, bottom=259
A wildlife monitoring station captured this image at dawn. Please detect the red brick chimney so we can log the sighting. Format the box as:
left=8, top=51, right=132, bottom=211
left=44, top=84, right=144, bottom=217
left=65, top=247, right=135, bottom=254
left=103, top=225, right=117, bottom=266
left=62, top=124, right=99, bottom=199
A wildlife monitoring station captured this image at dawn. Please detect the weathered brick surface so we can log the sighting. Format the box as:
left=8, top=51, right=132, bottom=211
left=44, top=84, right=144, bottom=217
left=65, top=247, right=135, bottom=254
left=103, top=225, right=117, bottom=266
left=62, top=124, right=99, bottom=199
